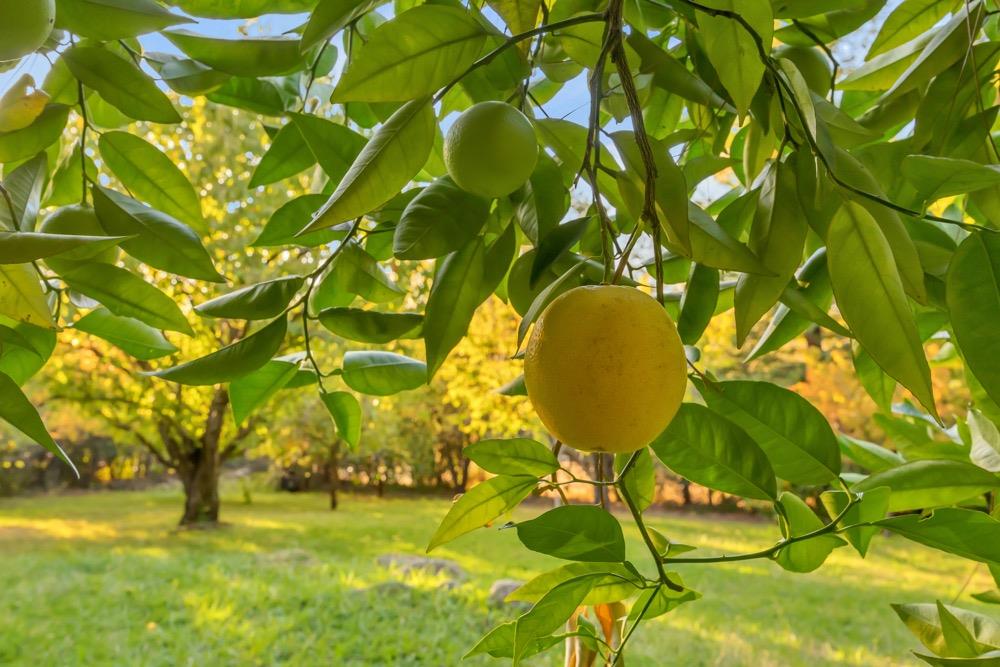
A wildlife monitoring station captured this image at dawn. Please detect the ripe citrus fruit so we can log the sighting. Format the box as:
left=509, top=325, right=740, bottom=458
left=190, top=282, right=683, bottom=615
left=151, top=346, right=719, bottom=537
left=775, top=45, right=832, bottom=95
left=39, top=206, right=119, bottom=263
left=444, top=101, right=538, bottom=199
left=524, top=285, right=687, bottom=453
left=0, top=0, right=56, bottom=62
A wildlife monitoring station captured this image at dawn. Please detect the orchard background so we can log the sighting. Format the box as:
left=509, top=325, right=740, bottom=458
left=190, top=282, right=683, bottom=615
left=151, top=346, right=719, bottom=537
left=1, top=0, right=1000, bottom=665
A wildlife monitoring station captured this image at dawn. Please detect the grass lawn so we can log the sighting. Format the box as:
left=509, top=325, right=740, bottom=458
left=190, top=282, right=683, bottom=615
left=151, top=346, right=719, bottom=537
left=0, top=489, right=996, bottom=666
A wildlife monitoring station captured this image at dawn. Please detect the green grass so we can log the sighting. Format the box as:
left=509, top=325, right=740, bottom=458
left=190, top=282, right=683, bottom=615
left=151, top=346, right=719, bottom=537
left=0, top=489, right=996, bottom=666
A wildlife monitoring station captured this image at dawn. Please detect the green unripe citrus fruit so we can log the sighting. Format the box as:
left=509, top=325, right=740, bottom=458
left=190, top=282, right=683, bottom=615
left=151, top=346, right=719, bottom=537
left=774, top=45, right=832, bottom=95
left=0, top=0, right=56, bottom=62
left=39, top=206, right=119, bottom=263
left=444, top=101, right=538, bottom=199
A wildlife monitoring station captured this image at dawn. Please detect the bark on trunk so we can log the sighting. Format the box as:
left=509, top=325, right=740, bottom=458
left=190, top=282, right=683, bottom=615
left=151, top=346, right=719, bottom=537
left=179, top=452, right=219, bottom=525
left=328, top=441, right=340, bottom=511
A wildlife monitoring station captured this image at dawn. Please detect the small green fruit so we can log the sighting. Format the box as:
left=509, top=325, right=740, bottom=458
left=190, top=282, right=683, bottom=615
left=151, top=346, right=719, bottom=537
left=0, top=0, right=56, bottom=62
left=444, top=101, right=538, bottom=199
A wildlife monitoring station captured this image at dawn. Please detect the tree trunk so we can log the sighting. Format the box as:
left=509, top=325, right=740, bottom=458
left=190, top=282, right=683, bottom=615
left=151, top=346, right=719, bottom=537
left=328, top=441, right=340, bottom=511
left=456, top=456, right=471, bottom=493
left=179, top=451, right=219, bottom=526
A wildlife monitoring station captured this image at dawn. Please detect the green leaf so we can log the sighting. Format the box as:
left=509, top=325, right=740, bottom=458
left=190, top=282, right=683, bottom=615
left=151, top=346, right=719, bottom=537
left=464, top=622, right=563, bottom=661
left=248, top=123, right=315, bottom=188
left=774, top=491, right=846, bottom=573
left=73, top=308, right=177, bottom=360
left=0, top=105, right=69, bottom=163
left=331, top=6, right=486, bottom=102
left=146, top=316, right=287, bottom=385
left=322, top=241, right=403, bottom=304
left=0, top=264, right=52, bottom=328
left=614, top=448, right=656, bottom=512
left=877, top=508, right=1000, bottom=564
left=252, top=194, right=341, bottom=248
left=168, top=0, right=314, bottom=18
left=341, top=350, right=426, bottom=396
left=318, top=308, right=422, bottom=344
left=426, top=474, right=537, bottom=551
left=0, top=321, right=55, bottom=384
left=56, top=0, right=192, bottom=40
left=938, top=600, right=989, bottom=658
left=207, top=76, right=296, bottom=116
left=677, top=263, right=720, bottom=345
left=854, top=460, right=1000, bottom=512
left=60, top=263, right=191, bottom=334
left=195, top=276, right=303, bottom=320
left=688, top=203, right=771, bottom=275
left=98, top=131, right=204, bottom=232
left=230, top=357, right=301, bottom=425
left=970, top=410, right=1000, bottom=473
left=626, top=31, right=730, bottom=109
left=903, top=156, right=1000, bottom=205
left=515, top=258, right=588, bottom=350
left=779, top=283, right=851, bottom=338
left=513, top=153, right=567, bottom=245
left=695, top=378, right=841, bottom=485
left=820, top=486, right=890, bottom=557
left=948, top=233, right=1000, bottom=408
left=91, top=187, right=222, bottom=282
left=735, top=162, right=807, bottom=346
left=424, top=238, right=487, bottom=378
left=695, top=0, right=772, bottom=117
left=465, top=438, right=558, bottom=477
left=145, top=53, right=230, bottom=96
left=507, top=562, right=642, bottom=606
left=0, top=231, right=126, bottom=264
left=826, top=201, right=936, bottom=418
left=291, top=113, right=367, bottom=185
left=867, top=0, right=951, bottom=58
left=0, top=371, right=77, bottom=474
left=650, top=402, right=777, bottom=501
left=894, top=602, right=1000, bottom=659
left=516, top=505, right=625, bottom=562
left=838, top=433, right=906, bottom=473
left=164, top=30, right=310, bottom=77
left=301, top=0, right=378, bottom=52
left=514, top=576, right=594, bottom=663
left=0, top=153, right=47, bottom=231
left=302, top=98, right=435, bottom=233
left=393, top=176, right=490, bottom=260
left=321, top=390, right=363, bottom=449
left=625, top=578, right=701, bottom=624
left=530, top=217, right=593, bottom=287
left=64, top=46, right=180, bottom=124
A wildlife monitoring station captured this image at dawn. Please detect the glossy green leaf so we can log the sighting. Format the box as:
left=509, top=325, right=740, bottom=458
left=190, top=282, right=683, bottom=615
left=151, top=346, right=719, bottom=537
left=677, top=263, right=720, bottom=345
left=695, top=378, right=841, bottom=485
left=291, top=113, right=367, bottom=185
left=903, top=156, right=1000, bottom=205
left=894, top=602, right=1000, bottom=658
left=614, top=448, right=656, bottom=512
left=0, top=320, right=55, bottom=385
left=513, top=575, right=594, bottom=663
left=393, top=176, right=490, bottom=260
left=73, top=308, right=177, bottom=360
left=168, top=0, right=314, bottom=18
left=970, top=410, right=1000, bottom=473
left=341, top=350, right=426, bottom=396
left=627, top=31, right=730, bottom=109
left=322, top=241, right=403, bottom=304
left=854, top=460, right=1000, bottom=512
left=195, top=276, right=304, bottom=320
left=98, top=131, right=204, bottom=231
left=230, top=357, right=301, bottom=425
left=465, top=438, right=558, bottom=478
left=64, top=46, right=180, bottom=124
left=0, top=371, right=77, bottom=474
left=248, top=123, right=316, bottom=188
left=826, top=201, right=936, bottom=417
left=507, top=562, right=642, bottom=606
left=252, top=195, right=341, bottom=248
left=868, top=0, right=951, bottom=58
left=301, top=0, right=378, bottom=51
left=59, top=263, right=191, bottom=334
left=332, top=6, right=486, bottom=102
left=0, top=105, right=69, bottom=163
left=207, top=76, right=296, bottom=116
left=820, top=486, right=891, bottom=557
left=695, top=0, right=772, bottom=116
left=688, top=203, right=771, bottom=275
left=318, top=308, right=422, bottom=344
left=626, top=579, right=702, bottom=624
left=0, top=153, right=47, bottom=231
left=426, top=474, right=537, bottom=551
left=516, top=505, right=625, bottom=562
left=838, top=433, right=906, bottom=473
left=530, top=217, right=593, bottom=287
left=302, top=98, right=435, bottom=233
left=321, top=390, right=363, bottom=449
left=55, top=0, right=192, bottom=40
left=164, top=30, right=310, bottom=77
left=948, top=233, right=1000, bottom=408
left=91, top=187, right=222, bottom=282
left=775, top=492, right=846, bottom=573
left=877, top=508, right=1000, bottom=563
left=651, top=402, right=777, bottom=501
left=423, top=238, right=489, bottom=378
left=0, top=231, right=126, bottom=264
left=146, top=316, right=287, bottom=385
left=144, top=52, right=231, bottom=96
left=0, top=264, right=52, bottom=328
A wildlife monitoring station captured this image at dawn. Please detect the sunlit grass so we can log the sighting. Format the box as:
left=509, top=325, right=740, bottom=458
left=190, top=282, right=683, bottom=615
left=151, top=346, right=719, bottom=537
left=1, top=490, right=996, bottom=666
